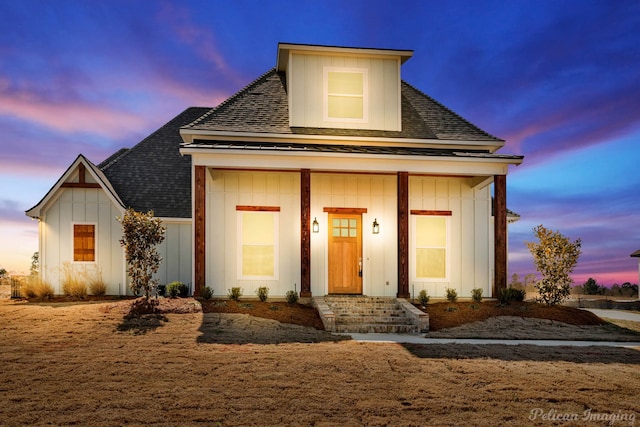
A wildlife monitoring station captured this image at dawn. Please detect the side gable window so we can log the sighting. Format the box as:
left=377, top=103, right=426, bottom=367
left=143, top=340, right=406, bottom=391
left=237, top=207, right=279, bottom=279
left=411, top=212, right=451, bottom=281
left=73, top=224, right=96, bottom=262
left=324, top=67, right=368, bottom=122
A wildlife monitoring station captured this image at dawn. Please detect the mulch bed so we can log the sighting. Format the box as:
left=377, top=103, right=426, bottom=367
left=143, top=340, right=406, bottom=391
left=201, top=299, right=326, bottom=330
left=420, top=301, right=608, bottom=331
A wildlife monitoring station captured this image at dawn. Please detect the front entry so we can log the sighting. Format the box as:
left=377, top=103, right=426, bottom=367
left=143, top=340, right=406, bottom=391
left=328, top=213, right=363, bottom=294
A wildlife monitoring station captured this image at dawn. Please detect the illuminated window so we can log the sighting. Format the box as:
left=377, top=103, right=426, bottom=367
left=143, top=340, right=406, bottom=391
left=412, top=215, right=449, bottom=280
left=324, top=68, right=368, bottom=122
left=238, top=211, right=278, bottom=278
left=73, top=224, right=95, bottom=262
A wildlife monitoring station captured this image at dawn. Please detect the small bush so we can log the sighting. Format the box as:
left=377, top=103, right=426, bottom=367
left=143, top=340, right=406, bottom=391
left=418, top=289, right=429, bottom=306
left=445, top=287, right=458, bottom=302
left=20, top=278, right=36, bottom=298
left=61, top=263, right=87, bottom=299
left=445, top=306, right=458, bottom=312
left=471, top=288, right=483, bottom=303
left=33, top=280, right=54, bottom=300
left=255, top=286, right=269, bottom=302
left=167, top=281, right=187, bottom=298
left=88, top=269, right=107, bottom=296
left=157, top=285, right=166, bottom=297
left=228, top=287, right=242, bottom=301
left=285, top=290, right=298, bottom=304
left=498, top=287, right=526, bottom=304
left=199, top=286, right=213, bottom=300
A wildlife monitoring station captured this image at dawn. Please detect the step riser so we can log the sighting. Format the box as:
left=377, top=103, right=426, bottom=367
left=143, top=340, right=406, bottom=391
left=319, top=296, right=424, bottom=334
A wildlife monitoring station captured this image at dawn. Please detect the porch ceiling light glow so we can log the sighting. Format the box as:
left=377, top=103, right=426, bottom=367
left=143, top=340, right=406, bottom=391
left=312, top=217, right=319, bottom=233
left=372, top=218, right=380, bottom=234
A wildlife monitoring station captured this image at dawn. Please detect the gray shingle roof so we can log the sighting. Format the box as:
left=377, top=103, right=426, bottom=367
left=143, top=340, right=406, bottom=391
left=182, top=69, right=503, bottom=143
left=100, top=107, right=210, bottom=218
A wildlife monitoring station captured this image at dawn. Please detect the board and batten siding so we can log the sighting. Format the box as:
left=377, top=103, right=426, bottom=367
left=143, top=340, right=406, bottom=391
left=409, top=176, right=493, bottom=298
left=40, top=187, right=125, bottom=295
left=155, top=220, right=192, bottom=290
left=311, top=173, right=398, bottom=297
left=288, top=52, right=401, bottom=131
left=207, top=170, right=301, bottom=297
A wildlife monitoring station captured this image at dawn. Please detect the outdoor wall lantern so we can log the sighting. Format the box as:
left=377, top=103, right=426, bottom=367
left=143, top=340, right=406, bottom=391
left=372, top=218, right=380, bottom=234
left=312, top=217, right=319, bottom=233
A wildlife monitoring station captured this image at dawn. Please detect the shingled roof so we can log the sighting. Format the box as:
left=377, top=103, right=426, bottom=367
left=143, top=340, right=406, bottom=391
left=181, top=68, right=503, bottom=144
left=99, top=107, right=210, bottom=218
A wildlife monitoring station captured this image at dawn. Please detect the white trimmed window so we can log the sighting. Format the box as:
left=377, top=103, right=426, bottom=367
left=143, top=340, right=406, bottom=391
left=324, top=67, right=368, bottom=122
left=411, top=212, right=450, bottom=281
left=237, top=208, right=279, bottom=279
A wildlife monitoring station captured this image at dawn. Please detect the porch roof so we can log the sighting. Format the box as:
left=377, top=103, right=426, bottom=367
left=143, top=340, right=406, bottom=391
left=182, top=140, right=523, bottom=162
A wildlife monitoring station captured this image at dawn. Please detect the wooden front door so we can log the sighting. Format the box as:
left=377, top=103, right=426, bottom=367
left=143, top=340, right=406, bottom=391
left=328, top=213, right=363, bottom=294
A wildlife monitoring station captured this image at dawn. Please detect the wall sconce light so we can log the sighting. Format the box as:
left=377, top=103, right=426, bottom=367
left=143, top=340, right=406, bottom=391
left=312, top=217, right=319, bottom=233
left=372, top=218, right=380, bottom=234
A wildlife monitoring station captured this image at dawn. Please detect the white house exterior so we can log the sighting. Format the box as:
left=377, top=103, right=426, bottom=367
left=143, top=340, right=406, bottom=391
left=27, top=43, right=522, bottom=299
left=180, top=43, right=522, bottom=299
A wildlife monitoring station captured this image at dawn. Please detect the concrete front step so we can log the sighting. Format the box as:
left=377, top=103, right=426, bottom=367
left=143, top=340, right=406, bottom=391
left=313, top=296, right=429, bottom=334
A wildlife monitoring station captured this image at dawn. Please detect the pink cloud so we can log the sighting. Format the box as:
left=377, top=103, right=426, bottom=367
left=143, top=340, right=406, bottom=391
left=0, top=86, right=146, bottom=139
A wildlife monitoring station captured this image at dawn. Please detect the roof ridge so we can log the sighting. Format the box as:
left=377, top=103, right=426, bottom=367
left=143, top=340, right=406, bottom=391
left=182, top=68, right=278, bottom=129
left=401, top=80, right=504, bottom=142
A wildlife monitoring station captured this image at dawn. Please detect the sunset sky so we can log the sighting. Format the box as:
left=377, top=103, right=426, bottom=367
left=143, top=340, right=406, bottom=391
left=1, top=0, right=639, bottom=285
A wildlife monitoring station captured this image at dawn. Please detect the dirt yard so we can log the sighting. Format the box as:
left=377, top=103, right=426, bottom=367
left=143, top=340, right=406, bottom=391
left=1, top=298, right=639, bottom=426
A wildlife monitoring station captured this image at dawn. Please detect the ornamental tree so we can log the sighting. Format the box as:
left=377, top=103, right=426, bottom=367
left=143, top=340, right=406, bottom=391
left=118, top=209, right=166, bottom=299
left=526, top=224, right=582, bottom=306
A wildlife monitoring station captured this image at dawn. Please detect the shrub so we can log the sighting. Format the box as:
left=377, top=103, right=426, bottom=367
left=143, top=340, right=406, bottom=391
left=33, top=280, right=54, bottom=300
left=118, top=208, right=166, bottom=299
left=199, top=286, right=213, bottom=300
left=285, top=290, right=298, bottom=304
left=471, top=288, right=483, bottom=303
left=167, top=281, right=186, bottom=298
left=526, top=225, right=581, bottom=305
left=20, top=278, right=36, bottom=298
left=255, top=286, right=269, bottom=302
left=498, top=287, right=526, bottom=304
left=61, top=269, right=87, bottom=299
left=88, top=268, right=107, bottom=296
left=418, top=289, right=429, bottom=306
left=157, top=285, right=166, bottom=297
left=178, top=283, right=189, bottom=297
left=228, top=287, right=242, bottom=301
left=445, top=287, right=458, bottom=302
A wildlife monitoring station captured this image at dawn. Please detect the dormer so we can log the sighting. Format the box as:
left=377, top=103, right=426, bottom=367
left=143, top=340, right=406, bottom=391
left=277, top=43, right=413, bottom=132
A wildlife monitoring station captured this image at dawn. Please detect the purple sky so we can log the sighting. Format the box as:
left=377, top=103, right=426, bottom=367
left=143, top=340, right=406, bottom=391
left=1, top=0, right=639, bottom=285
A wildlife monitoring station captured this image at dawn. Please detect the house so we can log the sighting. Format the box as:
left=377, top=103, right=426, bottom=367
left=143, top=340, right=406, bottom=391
left=27, top=42, right=523, bottom=300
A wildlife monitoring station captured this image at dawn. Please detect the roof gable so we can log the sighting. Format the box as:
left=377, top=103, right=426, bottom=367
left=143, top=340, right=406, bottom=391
left=26, top=154, right=124, bottom=219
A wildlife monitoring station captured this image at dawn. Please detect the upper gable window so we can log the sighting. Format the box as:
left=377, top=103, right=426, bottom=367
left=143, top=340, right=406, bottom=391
left=324, top=67, right=368, bottom=123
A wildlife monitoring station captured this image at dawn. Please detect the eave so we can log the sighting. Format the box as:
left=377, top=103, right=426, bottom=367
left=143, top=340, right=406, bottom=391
left=179, top=129, right=506, bottom=153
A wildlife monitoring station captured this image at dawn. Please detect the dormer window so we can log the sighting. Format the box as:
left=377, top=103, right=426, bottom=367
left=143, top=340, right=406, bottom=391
left=324, top=67, right=368, bottom=123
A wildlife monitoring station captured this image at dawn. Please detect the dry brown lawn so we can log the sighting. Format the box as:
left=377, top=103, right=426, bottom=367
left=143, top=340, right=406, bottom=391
left=1, top=298, right=639, bottom=426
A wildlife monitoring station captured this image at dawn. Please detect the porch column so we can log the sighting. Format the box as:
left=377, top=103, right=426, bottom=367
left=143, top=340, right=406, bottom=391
left=300, top=169, right=312, bottom=297
left=397, top=171, right=410, bottom=298
left=194, top=165, right=206, bottom=296
left=494, top=174, right=507, bottom=297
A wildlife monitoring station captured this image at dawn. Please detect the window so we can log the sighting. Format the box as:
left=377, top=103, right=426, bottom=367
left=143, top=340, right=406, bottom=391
left=238, top=211, right=278, bottom=279
left=324, top=67, right=368, bottom=122
left=412, top=215, right=449, bottom=280
left=73, top=224, right=95, bottom=262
